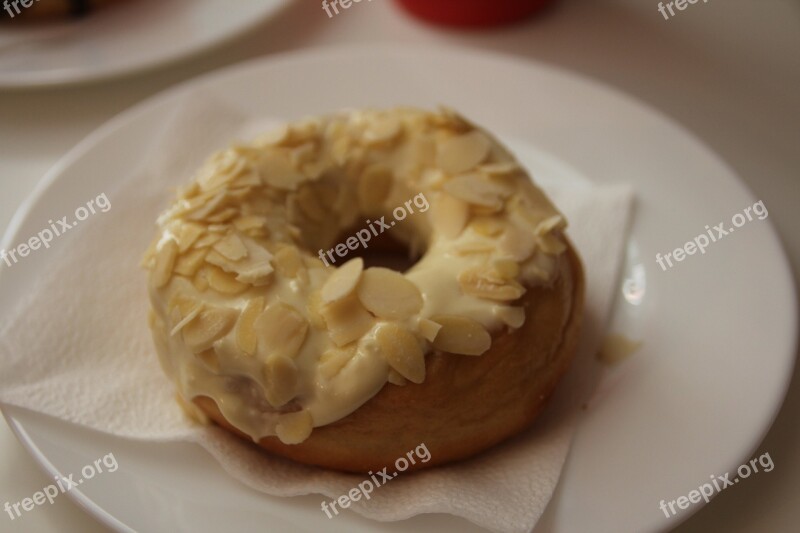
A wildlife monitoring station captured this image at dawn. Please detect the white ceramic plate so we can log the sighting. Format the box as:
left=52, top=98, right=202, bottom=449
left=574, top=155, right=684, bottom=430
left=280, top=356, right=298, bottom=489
left=0, top=0, right=288, bottom=88
left=1, top=45, right=796, bottom=533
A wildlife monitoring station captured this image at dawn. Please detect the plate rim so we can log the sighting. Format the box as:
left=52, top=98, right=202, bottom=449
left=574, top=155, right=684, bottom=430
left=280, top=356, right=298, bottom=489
left=0, top=42, right=796, bottom=532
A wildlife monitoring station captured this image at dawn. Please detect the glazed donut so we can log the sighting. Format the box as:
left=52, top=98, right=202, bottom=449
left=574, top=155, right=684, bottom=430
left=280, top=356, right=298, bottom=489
left=1, top=0, right=125, bottom=20
left=144, top=107, right=585, bottom=473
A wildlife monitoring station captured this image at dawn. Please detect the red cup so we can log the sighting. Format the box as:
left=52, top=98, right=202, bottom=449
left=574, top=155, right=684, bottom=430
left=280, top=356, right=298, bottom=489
left=395, top=0, right=555, bottom=28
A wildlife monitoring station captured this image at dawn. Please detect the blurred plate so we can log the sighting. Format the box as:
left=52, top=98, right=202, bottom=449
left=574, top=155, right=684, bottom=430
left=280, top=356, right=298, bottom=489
left=0, top=0, right=288, bottom=87
left=1, top=45, right=796, bottom=532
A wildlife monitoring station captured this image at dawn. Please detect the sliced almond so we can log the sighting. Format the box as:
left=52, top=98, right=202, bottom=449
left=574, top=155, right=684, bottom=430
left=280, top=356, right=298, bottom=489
left=454, top=240, right=495, bottom=255
left=273, top=246, right=305, bottom=279
left=213, top=232, right=248, bottom=262
left=176, top=223, right=205, bottom=253
left=520, top=252, right=557, bottom=283
left=375, top=323, right=425, bottom=384
left=236, top=297, right=265, bottom=356
left=479, top=161, right=520, bottom=175
left=196, top=349, right=221, bottom=373
left=491, top=257, right=520, bottom=279
left=357, top=268, right=423, bottom=320
left=535, top=214, right=567, bottom=236
left=363, top=117, right=402, bottom=145
left=262, top=355, right=298, bottom=407
left=259, top=150, right=308, bottom=191
left=256, top=123, right=290, bottom=146
left=193, top=232, right=222, bottom=249
left=418, top=317, right=443, bottom=343
left=206, top=236, right=274, bottom=286
left=458, top=267, right=526, bottom=302
left=435, top=106, right=475, bottom=132
left=206, top=265, right=249, bottom=295
left=319, top=346, right=356, bottom=380
left=169, top=303, right=203, bottom=337
left=173, top=248, right=208, bottom=277
left=275, top=409, right=313, bottom=444
left=443, top=173, right=510, bottom=210
left=536, top=232, right=567, bottom=254
left=152, top=239, right=179, bottom=288
left=499, top=224, right=537, bottom=262
left=436, top=130, right=491, bottom=174
left=431, top=315, right=491, bottom=356
left=321, top=257, right=364, bottom=304
left=206, top=207, right=239, bottom=224
left=494, top=306, right=526, bottom=329
left=357, top=166, right=394, bottom=213
left=182, top=305, right=239, bottom=352
left=255, top=302, right=309, bottom=359
left=471, top=216, right=505, bottom=237
left=431, top=193, right=469, bottom=239
left=320, top=294, right=374, bottom=347
left=192, top=271, right=210, bottom=292
left=290, top=142, right=317, bottom=169
left=233, top=215, right=269, bottom=234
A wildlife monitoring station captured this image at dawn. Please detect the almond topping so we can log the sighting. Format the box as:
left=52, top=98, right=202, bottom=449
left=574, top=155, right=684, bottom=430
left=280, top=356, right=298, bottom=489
left=205, top=265, right=249, bottom=295
left=319, top=346, right=356, bottom=380
left=471, top=216, right=505, bottom=237
left=432, top=193, right=469, bottom=239
left=259, top=150, right=308, bottom=191
left=363, top=117, right=402, bottom=145
left=153, top=239, right=179, bottom=288
left=535, top=214, right=566, bottom=236
left=196, top=349, right=221, bottom=373
left=257, top=123, right=290, bottom=146
left=479, top=162, right=520, bottom=175
left=182, top=305, right=239, bottom=352
left=536, top=232, right=567, bottom=254
left=169, top=304, right=203, bottom=337
left=236, top=297, right=265, bottom=356
left=255, top=302, right=309, bottom=359
left=263, top=355, right=298, bottom=407
left=321, top=257, right=364, bottom=304
left=376, top=323, right=425, bottom=384
left=213, top=233, right=248, bottom=261
left=206, top=236, right=274, bottom=286
left=458, top=267, right=526, bottom=301
left=193, top=232, right=222, bottom=249
left=443, top=173, right=510, bottom=210
left=320, top=294, right=374, bottom=347
left=173, top=248, right=208, bottom=277
left=357, top=268, right=423, bottom=320
left=273, top=246, right=305, bottom=279
left=176, top=223, right=205, bottom=253
left=431, top=315, right=491, bottom=356
left=499, top=224, right=537, bottom=261
left=275, top=409, right=313, bottom=444
left=233, top=215, right=269, bottom=233
left=437, top=130, right=491, bottom=174
left=418, top=318, right=443, bottom=343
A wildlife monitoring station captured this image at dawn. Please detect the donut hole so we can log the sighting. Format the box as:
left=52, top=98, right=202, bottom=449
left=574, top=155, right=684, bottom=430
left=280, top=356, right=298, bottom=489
left=330, top=223, right=421, bottom=273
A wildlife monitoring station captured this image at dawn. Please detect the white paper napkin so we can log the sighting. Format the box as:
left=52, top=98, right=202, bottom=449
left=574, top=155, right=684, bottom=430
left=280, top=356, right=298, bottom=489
left=0, top=95, right=633, bottom=533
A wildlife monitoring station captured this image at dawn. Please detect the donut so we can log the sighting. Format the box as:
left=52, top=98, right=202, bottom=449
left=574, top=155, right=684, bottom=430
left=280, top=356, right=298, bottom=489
left=144, top=107, right=585, bottom=473
left=1, top=0, right=125, bottom=21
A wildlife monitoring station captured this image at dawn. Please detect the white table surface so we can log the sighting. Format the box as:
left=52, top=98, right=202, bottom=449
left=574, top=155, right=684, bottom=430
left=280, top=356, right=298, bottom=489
left=0, top=0, right=797, bottom=531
